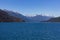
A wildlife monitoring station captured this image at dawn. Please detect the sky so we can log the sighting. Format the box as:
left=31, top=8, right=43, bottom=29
left=0, top=0, right=60, bottom=17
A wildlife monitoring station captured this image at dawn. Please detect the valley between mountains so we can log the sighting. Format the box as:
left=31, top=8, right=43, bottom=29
left=0, top=9, right=60, bottom=22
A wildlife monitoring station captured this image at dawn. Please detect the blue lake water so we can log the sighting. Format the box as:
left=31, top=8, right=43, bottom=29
left=0, top=22, right=60, bottom=40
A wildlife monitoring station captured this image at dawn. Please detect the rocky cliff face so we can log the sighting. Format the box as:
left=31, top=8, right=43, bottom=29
left=0, top=9, right=25, bottom=22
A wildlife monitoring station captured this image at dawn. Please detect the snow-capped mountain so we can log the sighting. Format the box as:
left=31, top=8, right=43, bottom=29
left=28, top=15, right=51, bottom=22
left=1, top=9, right=52, bottom=22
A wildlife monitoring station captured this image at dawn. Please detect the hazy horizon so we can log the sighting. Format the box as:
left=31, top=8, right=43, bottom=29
left=0, top=0, right=60, bottom=17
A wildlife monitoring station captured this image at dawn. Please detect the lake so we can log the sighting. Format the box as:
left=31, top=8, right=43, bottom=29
left=0, top=22, right=60, bottom=40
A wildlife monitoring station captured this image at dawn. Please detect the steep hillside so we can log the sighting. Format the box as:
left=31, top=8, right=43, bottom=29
left=0, top=9, right=25, bottom=22
left=3, top=9, right=30, bottom=22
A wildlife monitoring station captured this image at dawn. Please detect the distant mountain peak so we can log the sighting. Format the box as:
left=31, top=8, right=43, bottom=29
left=0, top=9, right=53, bottom=22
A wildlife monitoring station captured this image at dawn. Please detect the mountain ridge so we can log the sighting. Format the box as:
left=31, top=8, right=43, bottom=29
left=0, top=9, right=52, bottom=22
left=0, top=9, right=25, bottom=22
left=44, top=17, right=60, bottom=22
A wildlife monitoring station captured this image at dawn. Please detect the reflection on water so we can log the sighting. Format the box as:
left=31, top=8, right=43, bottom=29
left=0, top=23, right=60, bottom=40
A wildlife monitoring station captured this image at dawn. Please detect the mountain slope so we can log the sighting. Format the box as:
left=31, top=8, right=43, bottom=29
left=0, top=9, right=25, bottom=22
left=28, top=15, right=51, bottom=22
left=3, top=9, right=30, bottom=22
left=1, top=9, right=52, bottom=22
left=45, top=17, right=60, bottom=22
